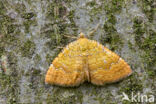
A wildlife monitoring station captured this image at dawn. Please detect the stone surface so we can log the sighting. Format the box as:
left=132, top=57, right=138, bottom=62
left=0, top=0, right=155, bottom=104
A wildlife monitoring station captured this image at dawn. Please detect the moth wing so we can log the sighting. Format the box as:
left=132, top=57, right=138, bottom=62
left=45, top=41, right=85, bottom=87
left=88, top=40, right=132, bottom=85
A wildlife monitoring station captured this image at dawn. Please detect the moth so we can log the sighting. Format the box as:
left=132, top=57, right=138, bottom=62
left=45, top=33, right=132, bottom=87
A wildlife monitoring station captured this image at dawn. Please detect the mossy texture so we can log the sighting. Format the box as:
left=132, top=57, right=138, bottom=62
left=0, top=0, right=155, bottom=104
left=20, top=40, right=36, bottom=58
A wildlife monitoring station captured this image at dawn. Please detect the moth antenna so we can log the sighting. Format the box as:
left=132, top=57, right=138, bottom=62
left=53, top=46, right=64, bottom=49
left=57, top=46, right=64, bottom=49
left=63, top=34, right=77, bottom=39
left=87, top=23, right=100, bottom=38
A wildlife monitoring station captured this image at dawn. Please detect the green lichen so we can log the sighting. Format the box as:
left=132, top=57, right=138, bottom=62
left=104, top=0, right=124, bottom=14
left=46, top=1, right=67, bottom=21
left=100, top=21, right=123, bottom=51
left=45, top=32, right=68, bottom=51
left=46, top=0, right=77, bottom=31
left=46, top=2, right=57, bottom=19
left=133, top=17, right=145, bottom=45
left=87, top=0, right=124, bottom=16
left=0, top=14, right=21, bottom=57
left=86, top=0, right=96, bottom=7
left=0, top=15, right=15, bottom=34
left=7, top=24, right=17, bottom=34
left=0, top=45, right=5, bottom=57
left=119, top=61, right=156, bottom=102
left=0, top=53, right=19, bottom=104
left=133, top=16, right=156, bottom=77
left=22, top=12, right=36, bottom=19
left=14, top=3, right=26, bottom=14
left=32, top=68, right=41, bottom=76
left=29, top=68, right=42, bottom=89
left=34, top=54, right=41, bottom=65
left=20, top=40, right=36, bottom=58
left=128, top=41, right=135, bottom=51
left=139, top=0, right=155, bottom=22
left=0, top=74, right=19, bottom=104
left=119, top=72, right=143, bottom=96
left=87, top=1, right=102, bottom=16
left=100, top=0, right=124, bottom=51
left=46, top=87, right=83, bottom=104
left=46, top=54, right=54, bottom=65
left=23, top=19, right=37, bottom=33
left=106, top=0, right=124, bottom=14
left=100, top=15, right=122, bottom=51
left=44, top=1, right=77, bottom=52
left=0, top=1, right=6, bottom=15
left=7, top=52, right=18, bottom=70
left=20, top=8, right=37, bottom=33
left=87, top=0, right=124, bottom=51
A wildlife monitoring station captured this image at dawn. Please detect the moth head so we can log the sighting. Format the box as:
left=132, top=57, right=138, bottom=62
left=79, top=32, right=85, bottom=39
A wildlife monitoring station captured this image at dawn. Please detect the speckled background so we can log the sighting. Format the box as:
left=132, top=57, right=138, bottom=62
left=0, top=0, right=155, bottom=104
